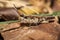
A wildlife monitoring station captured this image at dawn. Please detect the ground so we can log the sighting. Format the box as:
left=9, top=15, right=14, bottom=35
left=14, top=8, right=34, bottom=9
left=0, top=22, right=60, bottom=40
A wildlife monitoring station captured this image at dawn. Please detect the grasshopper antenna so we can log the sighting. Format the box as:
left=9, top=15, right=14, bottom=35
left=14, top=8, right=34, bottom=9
left=13, top=4, right=22, bottom=20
